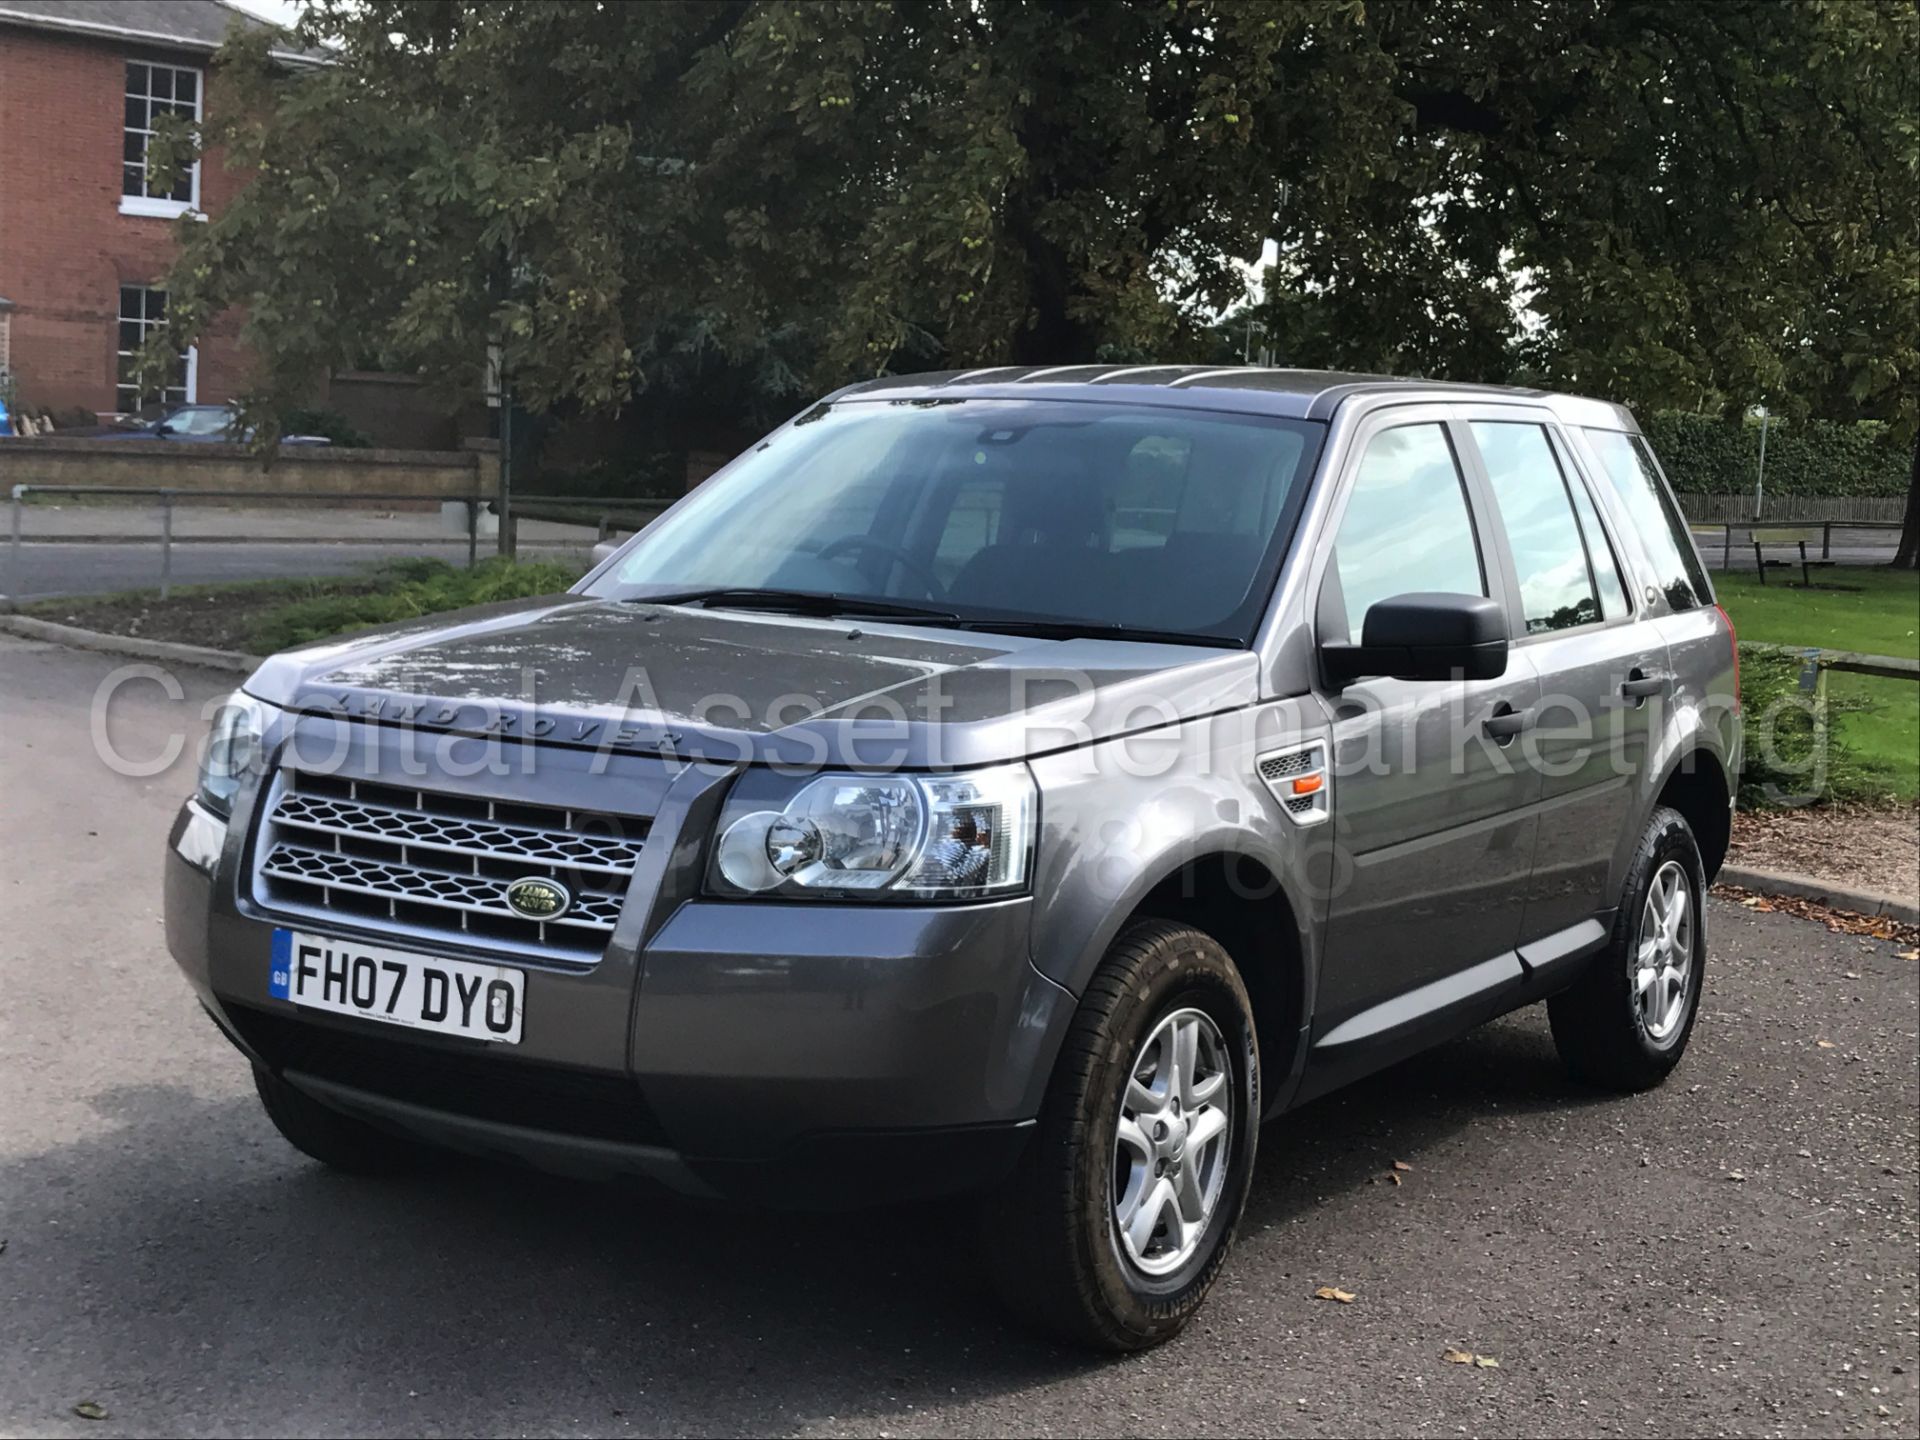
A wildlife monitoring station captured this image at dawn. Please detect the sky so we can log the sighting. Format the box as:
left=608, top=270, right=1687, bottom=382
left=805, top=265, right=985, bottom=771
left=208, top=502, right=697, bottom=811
left=227, top=0, right=303, bottom=26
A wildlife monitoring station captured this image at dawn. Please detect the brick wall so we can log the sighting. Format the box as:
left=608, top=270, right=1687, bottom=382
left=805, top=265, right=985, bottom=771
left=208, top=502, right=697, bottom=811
left=0, top=437, right=492, bottom=502
left=0, top=25, right=249, bottom=417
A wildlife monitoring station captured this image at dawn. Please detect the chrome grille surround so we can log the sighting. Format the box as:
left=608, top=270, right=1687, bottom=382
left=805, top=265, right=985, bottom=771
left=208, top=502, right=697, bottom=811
left=250, top=768, right=648, bottom=963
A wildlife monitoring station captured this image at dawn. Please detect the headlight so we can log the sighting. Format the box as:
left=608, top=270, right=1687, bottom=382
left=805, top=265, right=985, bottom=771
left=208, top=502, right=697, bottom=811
left=709, top=763, right=1037, bottom=900
left=198, top=692, right=271, bottom=818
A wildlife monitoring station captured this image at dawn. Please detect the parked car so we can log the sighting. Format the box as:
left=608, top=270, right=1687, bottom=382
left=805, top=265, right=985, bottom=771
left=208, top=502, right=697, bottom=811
left=164, top=366, right=1740, bottom=1349
left=62, top=403, right=331, bottom=444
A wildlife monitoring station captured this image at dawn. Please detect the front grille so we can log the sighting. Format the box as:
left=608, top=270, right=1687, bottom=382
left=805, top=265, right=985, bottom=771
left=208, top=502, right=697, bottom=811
left=226, top=1005, right=668, bottom=1146
left=252, top=769, right=648, bottom=963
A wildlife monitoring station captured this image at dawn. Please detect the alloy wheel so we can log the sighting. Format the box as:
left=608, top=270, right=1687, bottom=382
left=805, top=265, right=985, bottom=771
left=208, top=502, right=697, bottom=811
left=1636, top=859, right=1695, bottom=1044
left=1111, top=1007, right=1234, bottom=1277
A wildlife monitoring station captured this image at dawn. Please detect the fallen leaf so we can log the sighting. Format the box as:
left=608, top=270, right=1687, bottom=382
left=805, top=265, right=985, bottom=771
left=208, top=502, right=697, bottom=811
left=1713, top=885, right=1917, bottom=945
left=1443, top=1349, right=1475, bottom=1364
left=1388, top=1171, right=1402, bottom=1186
left=1816, top=1039, right=1837, bottom=1049
left=1392, top=1161, right=1413, bottom=1172
left=73, top=1402, right=109, bottom=1422
left=1313, top=1286, right=1356, bottom=1304
left=1899, top=949, right=1918, bottom=962
left=1727, top=1171, right=1747, bottom=1181
left=1474, top=1355, right=1501, bottom=1369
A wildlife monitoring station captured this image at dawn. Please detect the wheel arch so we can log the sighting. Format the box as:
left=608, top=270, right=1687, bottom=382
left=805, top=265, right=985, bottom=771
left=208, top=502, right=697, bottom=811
left=1649, top=747, right=1733, bottom=882
left=1114, top=849, right=1316, bottom=1116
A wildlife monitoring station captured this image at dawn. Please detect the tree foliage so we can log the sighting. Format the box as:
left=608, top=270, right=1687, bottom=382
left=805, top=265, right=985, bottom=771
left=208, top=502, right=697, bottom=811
left=1246, top=0, right=1920, bottom=434
left=1641, top=412, right=1913, bottom=499
left=151, top=0, right=1918, bottom=452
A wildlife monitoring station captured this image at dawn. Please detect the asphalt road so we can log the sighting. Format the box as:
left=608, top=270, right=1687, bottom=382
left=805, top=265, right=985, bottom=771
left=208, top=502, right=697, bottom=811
left=2, top=636, right=1915, bottom=1439
left=3, top=541, right=596, bottom=603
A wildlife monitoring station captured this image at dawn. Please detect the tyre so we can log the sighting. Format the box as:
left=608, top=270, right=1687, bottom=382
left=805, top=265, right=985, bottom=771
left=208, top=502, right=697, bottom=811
left=252, top=1065, right=431, bottom=1174
left=984, top=919, right=1260, bottom=1351
left=1548, top=805, right=1706, bottom=1091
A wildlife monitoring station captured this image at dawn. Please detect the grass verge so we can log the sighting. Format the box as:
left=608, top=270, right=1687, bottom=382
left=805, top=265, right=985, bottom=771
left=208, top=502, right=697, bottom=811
left=23, top=557, right=583, bottom=655
left=1716, top=566, right=1919, bottom=805
left=1714, top=566, right=1918, bottom=658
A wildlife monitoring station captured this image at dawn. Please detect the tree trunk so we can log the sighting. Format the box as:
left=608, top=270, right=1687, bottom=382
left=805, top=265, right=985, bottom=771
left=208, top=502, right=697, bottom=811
left=1894, top=429, right=1920, bottom=569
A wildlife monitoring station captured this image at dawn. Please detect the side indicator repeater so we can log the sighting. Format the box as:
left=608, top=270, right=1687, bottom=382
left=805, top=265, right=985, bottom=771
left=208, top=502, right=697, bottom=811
left=1256, top=742, right=1331, bottom=825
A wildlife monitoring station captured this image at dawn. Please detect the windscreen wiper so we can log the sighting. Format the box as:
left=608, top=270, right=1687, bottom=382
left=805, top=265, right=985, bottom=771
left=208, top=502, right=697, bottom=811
left=631, top=588, right=962, bottom=622
left=942, top=617, right=1243, bottom=648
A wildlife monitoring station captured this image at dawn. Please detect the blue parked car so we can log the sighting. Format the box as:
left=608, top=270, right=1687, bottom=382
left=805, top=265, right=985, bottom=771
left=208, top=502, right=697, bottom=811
left=63, top=404, right=331, bottom=444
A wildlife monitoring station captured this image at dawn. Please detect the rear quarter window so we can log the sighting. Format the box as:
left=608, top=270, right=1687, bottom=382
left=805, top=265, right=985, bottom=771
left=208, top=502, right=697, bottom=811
left=1581, top=428, right=1713, bottom=611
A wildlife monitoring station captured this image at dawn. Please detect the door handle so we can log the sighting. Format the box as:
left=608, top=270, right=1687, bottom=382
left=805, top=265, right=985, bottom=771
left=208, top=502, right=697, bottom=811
left=1482, top=704, right=1533, bottom=742
left=1620, top=670, right=1673, bottom=700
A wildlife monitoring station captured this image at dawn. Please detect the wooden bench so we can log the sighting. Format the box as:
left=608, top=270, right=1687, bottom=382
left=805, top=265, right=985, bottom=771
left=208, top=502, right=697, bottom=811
left=1751, top=526, right=1836, bottom=585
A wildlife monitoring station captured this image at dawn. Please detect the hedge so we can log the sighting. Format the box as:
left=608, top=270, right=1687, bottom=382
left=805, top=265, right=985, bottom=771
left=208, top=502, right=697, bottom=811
left=1640, top=412, right=1910, bottom=499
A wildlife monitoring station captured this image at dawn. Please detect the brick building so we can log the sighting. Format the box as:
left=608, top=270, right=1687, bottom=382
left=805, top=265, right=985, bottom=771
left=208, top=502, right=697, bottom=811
left=0, top=0, right=314, bottom=419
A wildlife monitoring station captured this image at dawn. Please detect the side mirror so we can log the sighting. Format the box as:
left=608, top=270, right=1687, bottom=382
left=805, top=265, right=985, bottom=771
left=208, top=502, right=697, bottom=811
left=152, top=422, right=176, bottom=436
left=1321, top=592, right=1508, bottom=687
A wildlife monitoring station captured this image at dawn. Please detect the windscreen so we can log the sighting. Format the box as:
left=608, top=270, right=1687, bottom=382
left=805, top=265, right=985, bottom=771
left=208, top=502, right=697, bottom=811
left=167, top=408, right=233, bottom=436
left=589, top=399, right=1325, bottom=641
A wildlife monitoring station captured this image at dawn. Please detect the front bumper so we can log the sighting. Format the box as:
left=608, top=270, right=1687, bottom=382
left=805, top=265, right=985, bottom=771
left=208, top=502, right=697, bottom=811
left=166, top=791, right=1074, bottom=1208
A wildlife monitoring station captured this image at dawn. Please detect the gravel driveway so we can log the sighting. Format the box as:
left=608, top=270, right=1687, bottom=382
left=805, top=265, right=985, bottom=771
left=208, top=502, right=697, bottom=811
left=1, top=635, right=1914, bottom=1438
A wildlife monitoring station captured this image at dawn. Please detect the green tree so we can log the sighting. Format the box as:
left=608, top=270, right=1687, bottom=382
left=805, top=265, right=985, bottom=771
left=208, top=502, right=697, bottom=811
left=150, top=0, right=1917, bottom=504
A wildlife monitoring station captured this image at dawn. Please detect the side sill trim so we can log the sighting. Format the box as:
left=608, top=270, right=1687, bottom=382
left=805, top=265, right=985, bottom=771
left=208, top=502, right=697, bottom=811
left=1313, top=953, right=1522, bottom=1049
left=1516, top=916, right=1609, bottom=985
left=1311, top=914, right=1614, bottom=1051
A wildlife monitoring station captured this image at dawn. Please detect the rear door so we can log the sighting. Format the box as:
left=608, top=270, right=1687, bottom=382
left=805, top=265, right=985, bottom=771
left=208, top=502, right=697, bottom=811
left=1455, top=407, right=1667, bottom=947
left=1304, top=407, right=1542, bottom=1066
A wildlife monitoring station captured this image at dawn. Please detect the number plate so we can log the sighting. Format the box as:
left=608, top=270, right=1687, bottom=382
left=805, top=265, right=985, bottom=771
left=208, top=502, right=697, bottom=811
left=270, top=930, right=523, bottom=1044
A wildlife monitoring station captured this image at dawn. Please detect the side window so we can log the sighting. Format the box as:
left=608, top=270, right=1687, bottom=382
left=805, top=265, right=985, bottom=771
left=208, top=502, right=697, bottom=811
left=1470, top=422, right=1600, bottom=634
left=1561, top=460, right=1630, bottom=619
left=1331, top=423, right=1485, bottom=639
left=1583, top=428, right=1711, bottom=611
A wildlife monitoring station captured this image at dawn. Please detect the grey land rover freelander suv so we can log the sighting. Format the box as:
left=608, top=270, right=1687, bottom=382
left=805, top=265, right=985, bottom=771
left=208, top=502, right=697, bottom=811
left=165, top=366, right=1740, bottom=1350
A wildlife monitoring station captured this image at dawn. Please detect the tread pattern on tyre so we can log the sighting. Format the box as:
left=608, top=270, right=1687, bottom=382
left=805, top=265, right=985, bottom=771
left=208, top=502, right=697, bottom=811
left=1548, top=804, right=1706, bottom=1092
left=985, top=919, right=1257, bottom=1351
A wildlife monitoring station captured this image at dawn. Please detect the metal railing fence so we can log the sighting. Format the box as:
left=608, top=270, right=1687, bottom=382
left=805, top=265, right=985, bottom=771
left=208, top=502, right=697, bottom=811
left=5, top=484, right=668, bottom=605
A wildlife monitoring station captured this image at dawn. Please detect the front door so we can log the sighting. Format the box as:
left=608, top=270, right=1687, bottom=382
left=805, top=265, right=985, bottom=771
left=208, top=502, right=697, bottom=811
left=1305, top=412, right=1543, bottom=1070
